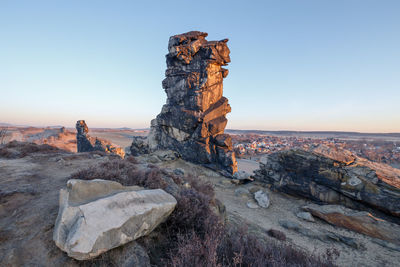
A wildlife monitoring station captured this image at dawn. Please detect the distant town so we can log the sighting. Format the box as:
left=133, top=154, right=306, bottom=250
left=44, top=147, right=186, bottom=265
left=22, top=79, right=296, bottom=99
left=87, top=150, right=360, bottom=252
left=231, top=134, right=400, bottom=169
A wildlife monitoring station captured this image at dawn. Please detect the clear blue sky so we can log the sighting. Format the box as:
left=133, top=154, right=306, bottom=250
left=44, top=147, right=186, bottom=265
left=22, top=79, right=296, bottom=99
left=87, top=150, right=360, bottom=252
left=1, top=0, right=399, bottom=132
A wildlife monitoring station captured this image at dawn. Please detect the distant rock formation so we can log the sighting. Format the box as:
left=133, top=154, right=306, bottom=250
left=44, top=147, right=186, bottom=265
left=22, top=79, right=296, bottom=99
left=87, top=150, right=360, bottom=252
left=136, top=31, right=237, bottom=175
left=76, top=120, right=125, bottom=157
left=255, top=145, right=400, bottom=218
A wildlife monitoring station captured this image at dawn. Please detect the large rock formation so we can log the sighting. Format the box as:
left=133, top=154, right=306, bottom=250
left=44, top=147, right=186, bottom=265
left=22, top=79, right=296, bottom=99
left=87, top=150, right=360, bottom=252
left=53, top=179, right=177, bottom=260
left=255, top=145, right=400, bottom=218
left=140, top=31, right=237, bottom=175
left=76, top=120, right=125, bottom=157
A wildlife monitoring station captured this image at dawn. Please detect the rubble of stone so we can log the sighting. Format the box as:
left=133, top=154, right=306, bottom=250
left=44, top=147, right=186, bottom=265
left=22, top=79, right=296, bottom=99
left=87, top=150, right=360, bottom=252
left=135, top=31, right=237, bottom=176
left=76, top=120, right=125, bottom=157
left=254, top=146, right=400, bottom=218
left=53, top=179, right=177, bottom=260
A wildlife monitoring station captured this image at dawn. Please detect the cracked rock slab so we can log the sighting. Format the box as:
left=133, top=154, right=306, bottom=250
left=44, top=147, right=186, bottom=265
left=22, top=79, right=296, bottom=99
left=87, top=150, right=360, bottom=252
left=53, top=179, right=177, bottom=260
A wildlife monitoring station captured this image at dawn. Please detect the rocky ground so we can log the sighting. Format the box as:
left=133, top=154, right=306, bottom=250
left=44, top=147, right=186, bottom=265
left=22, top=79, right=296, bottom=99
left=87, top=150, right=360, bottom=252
left=1, top=146, right=399, bottom=266
left=157, top=158, right=400, bottom=267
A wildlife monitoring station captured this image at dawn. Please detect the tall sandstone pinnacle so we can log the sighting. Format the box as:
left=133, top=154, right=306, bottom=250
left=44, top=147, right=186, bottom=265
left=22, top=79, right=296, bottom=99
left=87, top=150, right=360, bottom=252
left=145, top=31, right=238, bottom=175
left=76, top=120, right=125, bottom=157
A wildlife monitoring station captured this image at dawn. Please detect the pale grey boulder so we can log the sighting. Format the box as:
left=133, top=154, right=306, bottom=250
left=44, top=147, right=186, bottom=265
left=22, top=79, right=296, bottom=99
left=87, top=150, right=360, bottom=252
left=53, top=179, right=177, bottom=260
left=254, top=190, right=270, bottom=208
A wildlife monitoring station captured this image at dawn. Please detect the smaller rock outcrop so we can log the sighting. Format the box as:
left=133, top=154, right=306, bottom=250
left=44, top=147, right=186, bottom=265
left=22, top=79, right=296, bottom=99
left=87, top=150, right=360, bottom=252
left=76, top=120, right=125, bottom=157
left=302, top=204, right=400, bottom=245
left=53, top=179, right=177, bottom=260
left=255, top=146, right=400, bottom=218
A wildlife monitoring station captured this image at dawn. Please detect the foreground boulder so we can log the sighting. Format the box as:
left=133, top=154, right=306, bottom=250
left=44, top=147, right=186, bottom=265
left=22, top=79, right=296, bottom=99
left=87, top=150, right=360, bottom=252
left=303, top=204, right=400, bottom=245
left=254, top=146, right=400, bottom=217
left=76, top=120, right=125, bottom=157
left=134, top=31, right=238, bottom=176
left=53, top=179, right=177, bottom=260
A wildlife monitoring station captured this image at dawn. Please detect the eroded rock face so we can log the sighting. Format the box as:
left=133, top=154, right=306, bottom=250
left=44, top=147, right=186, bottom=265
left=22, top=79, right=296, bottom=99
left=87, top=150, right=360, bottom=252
left=254, top=147, right=400, bottom=218
left=279, top=220, right=361, bottom=249
left=76, top=120, right=125, bottom=157
left=302, top=204, right=400, bottom=245
left=143, top=31, right=237, bottom=176
left=53, top=179, right=177, bottom=260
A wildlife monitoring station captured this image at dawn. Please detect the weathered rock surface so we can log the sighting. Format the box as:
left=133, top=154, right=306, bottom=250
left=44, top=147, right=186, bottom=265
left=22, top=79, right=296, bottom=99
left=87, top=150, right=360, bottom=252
left=296, top=211, right=315, bottom=222
left=279, top=220, right=361, bottom=249
left=302, top=204, right=400, bottom=245
left=255, top=146, right=400, bottom=217
left=53, top=179, right=177, bottom=260
left=130, top=136, right=150, bottom=156
left=76, top=120, right=125, bottom=157
left=254, top=190, right=270, bottom=208
left=247, top=201, right=259, bottom=209
left=137, top=31, right=237, bottom=176
left=234, top=187, right=250, bottom=197
left=233, top=170, right=251, bottom=180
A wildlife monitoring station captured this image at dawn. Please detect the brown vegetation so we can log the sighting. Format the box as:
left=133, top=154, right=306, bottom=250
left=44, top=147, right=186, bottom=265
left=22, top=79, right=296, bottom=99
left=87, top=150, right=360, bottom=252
left=0, top=141, right=67, bottom=159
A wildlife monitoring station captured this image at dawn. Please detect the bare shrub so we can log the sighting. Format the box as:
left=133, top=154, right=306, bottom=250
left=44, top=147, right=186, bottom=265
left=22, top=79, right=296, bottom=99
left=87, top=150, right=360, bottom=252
left=0, top=141, right=66, bottom=158
left=0, top=127, right=8, bottom=144
left=267, top=228, right=287, bottom=241
left=0, top=147, right=13, bottom=158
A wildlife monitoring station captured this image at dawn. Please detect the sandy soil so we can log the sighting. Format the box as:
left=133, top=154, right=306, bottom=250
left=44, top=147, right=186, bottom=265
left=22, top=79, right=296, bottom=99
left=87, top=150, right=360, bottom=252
left=237, top=158, right=259, bottom=174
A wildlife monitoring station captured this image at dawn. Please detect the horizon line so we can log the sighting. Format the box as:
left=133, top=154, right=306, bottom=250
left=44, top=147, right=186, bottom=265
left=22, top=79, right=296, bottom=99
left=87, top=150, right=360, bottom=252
left=1, top=123, right=400, bottom=135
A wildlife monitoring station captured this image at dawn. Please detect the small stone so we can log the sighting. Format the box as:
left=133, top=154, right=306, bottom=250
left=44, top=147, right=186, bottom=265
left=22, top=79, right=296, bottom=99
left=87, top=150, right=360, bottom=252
left=254, top=190, right=270, bottom=208
left=234, top=187, right=250, bottom=197
left=296, top=211, right=315, bottom=222
left=247, top=202, right=259, bottom=209
left=173, top=168, right=185, bottom=176
left=148, top=155, right=161, bottom=163
left=233, top=171, right=251, bottom=180
left=347, top=176, right=362, bottom=186
left=279, top=220, right=301, bottom=231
